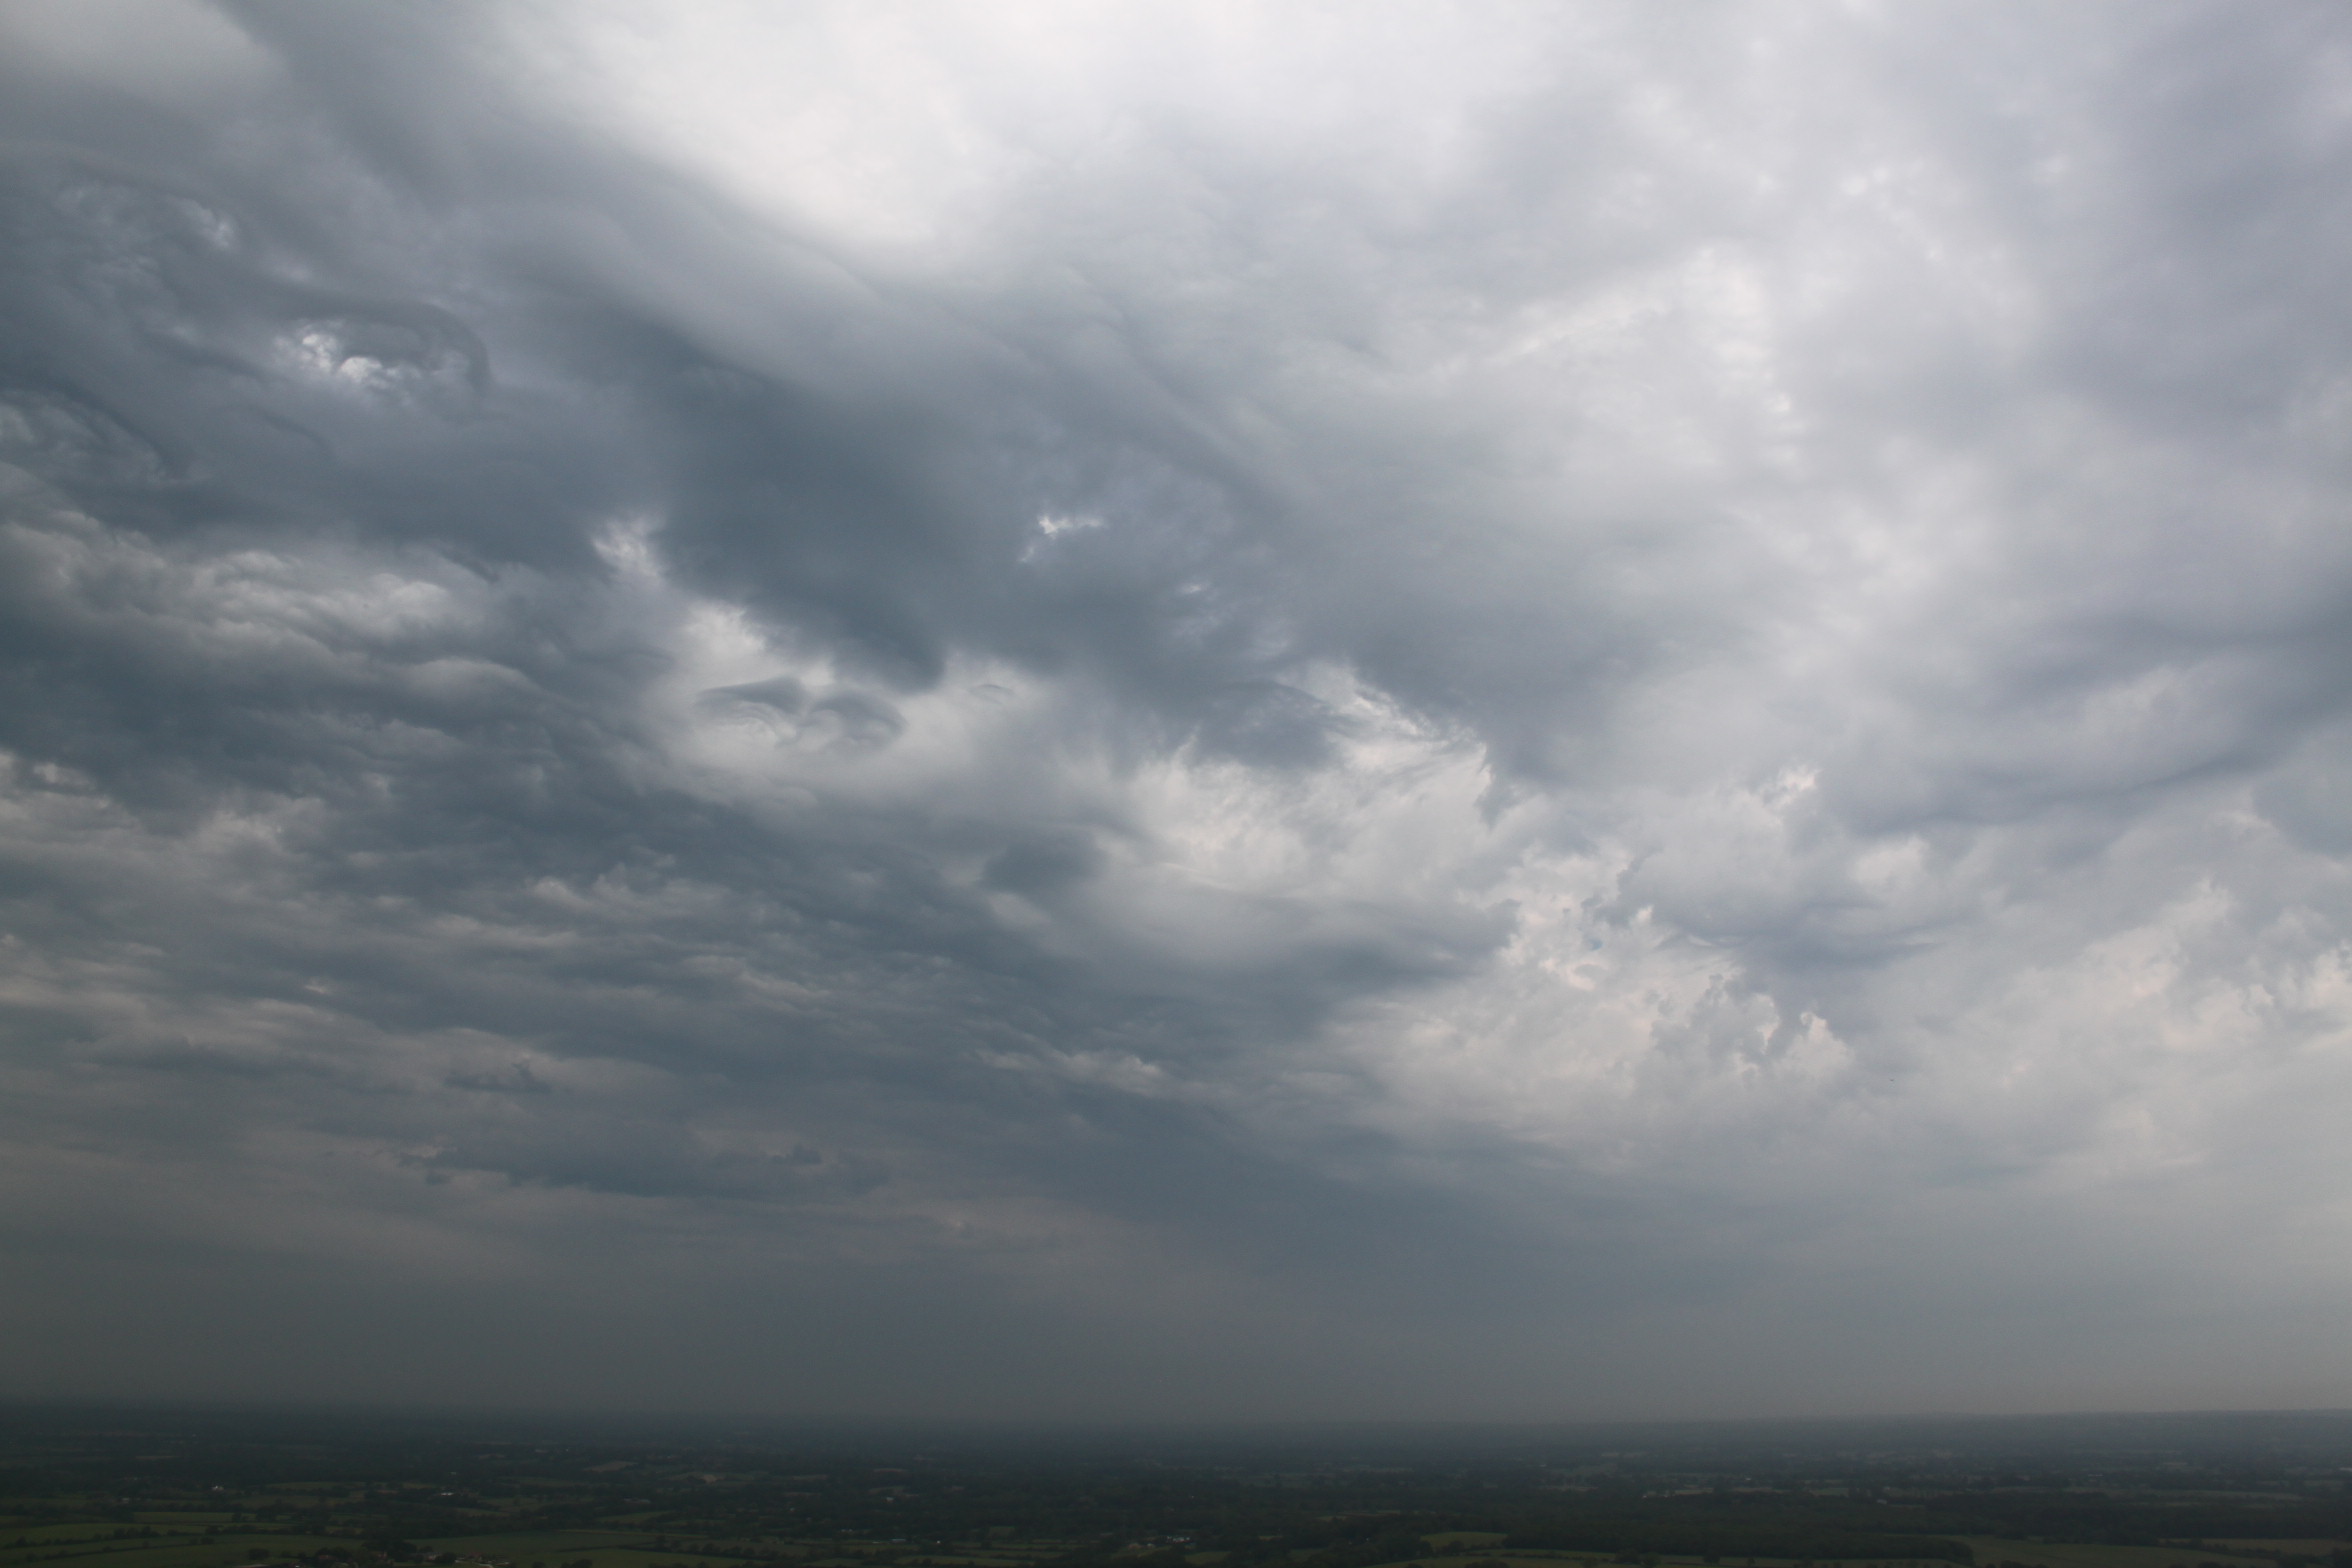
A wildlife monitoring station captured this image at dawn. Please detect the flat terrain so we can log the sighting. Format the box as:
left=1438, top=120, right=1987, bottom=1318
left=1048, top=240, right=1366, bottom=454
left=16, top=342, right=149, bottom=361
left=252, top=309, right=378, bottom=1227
left=1955, top=1550, right=2278, bottom=1568
left=2, top=1407, right=2350, bottom=1568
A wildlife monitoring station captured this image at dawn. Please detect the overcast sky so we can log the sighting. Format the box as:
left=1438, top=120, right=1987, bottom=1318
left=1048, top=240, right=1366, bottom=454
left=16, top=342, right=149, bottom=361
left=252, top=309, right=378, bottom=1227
left=4, top=0, right=2352, bottom=1422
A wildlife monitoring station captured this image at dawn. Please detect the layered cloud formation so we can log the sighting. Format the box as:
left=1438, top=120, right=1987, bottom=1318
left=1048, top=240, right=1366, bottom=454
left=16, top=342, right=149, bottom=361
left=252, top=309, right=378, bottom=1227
left=4, top=0, right=2352, bottom=1418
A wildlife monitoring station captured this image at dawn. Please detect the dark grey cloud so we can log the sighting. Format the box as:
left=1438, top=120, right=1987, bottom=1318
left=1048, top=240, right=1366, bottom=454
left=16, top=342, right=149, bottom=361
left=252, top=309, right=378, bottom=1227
left=3, top=0, right=2352, bottom=1420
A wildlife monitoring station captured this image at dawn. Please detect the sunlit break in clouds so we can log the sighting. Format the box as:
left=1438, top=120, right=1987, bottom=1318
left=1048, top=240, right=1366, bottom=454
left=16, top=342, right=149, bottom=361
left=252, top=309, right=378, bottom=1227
left=4, top=0, right=2352, bottom=1421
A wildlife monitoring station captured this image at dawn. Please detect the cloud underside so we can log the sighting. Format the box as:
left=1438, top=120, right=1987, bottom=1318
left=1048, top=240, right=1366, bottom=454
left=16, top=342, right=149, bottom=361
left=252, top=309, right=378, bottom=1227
left=3, top=0, right=2352, bottom=1418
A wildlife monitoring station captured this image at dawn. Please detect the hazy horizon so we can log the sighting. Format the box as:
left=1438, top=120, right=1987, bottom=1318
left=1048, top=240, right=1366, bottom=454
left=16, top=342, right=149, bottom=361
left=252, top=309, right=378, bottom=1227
left=13, top=1398, right=2352, bottom=1461
left=4, top=0, right=2352, bottom=1422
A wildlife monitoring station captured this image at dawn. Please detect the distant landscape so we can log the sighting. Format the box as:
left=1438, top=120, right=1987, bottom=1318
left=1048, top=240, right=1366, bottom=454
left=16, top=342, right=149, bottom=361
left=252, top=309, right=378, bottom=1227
left=4, top=1413, right=2348, bottom=1568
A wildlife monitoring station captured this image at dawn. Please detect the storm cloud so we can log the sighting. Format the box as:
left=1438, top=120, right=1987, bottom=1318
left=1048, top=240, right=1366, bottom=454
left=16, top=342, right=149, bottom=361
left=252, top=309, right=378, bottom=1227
left=4, top=0, right=2352, bottom=1420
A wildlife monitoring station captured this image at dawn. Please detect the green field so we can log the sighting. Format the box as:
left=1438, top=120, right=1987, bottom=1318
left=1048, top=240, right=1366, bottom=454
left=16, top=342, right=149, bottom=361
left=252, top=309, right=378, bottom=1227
left=0, top=1538, right=346, bottom=1568
left=472, top=1549, right=709, bottom=1568
left=1374, top=1555, right=1977, bottom=1568
left=1960, top=1545, right=2278, bottom=1568
left=417, top=1536, right=662, bottom=1559
left=412, top=1546, right=678, bottom=1568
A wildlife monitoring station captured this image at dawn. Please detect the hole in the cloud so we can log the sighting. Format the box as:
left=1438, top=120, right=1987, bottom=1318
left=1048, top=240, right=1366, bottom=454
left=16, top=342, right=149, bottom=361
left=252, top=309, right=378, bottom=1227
left=700, top=675, right=811, bottom=717
left=278, top=312, right=487, bottom=405
left=695, top=677, right=904, bottom=752
left=805, top=690, right=904, bottom=749
left=981, top=831, right=1105, bottom=899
